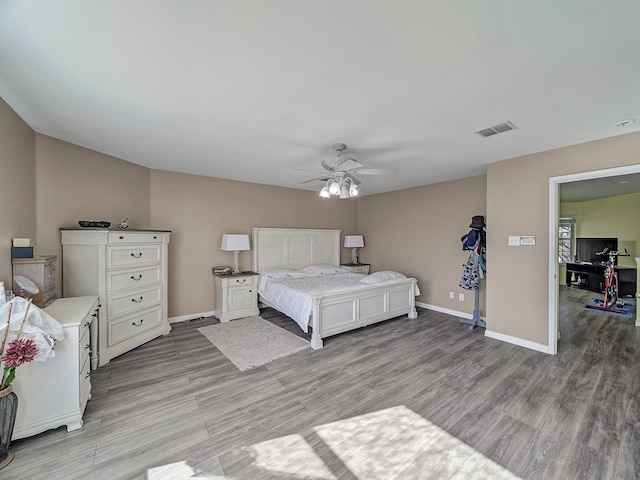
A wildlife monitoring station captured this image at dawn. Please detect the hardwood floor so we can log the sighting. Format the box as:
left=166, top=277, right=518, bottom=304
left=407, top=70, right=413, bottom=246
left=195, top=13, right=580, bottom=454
left=3, top=286, right=639, bottom=479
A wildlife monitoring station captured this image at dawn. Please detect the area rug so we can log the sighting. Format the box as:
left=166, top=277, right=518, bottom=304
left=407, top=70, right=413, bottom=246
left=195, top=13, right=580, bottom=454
left=197, top=316, right=310, bottom=371
left=585, top=297, right=635, bottom=318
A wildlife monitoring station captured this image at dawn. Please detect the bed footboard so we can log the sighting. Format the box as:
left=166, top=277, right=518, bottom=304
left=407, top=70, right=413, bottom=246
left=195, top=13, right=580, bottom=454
left=310, top=278, right=418, bottom=349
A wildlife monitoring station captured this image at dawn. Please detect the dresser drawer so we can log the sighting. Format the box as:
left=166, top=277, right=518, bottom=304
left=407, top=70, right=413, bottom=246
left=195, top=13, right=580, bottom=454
left=107, top=245, right=162, bottom=268
left=107, top=285, right=162, bottom=317
left=79, top=324, right=91, bottom=369
left=107, top=306, right=163, bottom=347
left=108, top=232, right=165, bottom=244
left=107, top=265, right=161, bottom=292
left=79, top=355, right=91, bottom=409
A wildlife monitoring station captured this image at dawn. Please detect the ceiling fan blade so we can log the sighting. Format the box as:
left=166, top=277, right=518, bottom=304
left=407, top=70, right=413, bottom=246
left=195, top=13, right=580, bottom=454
left=352, top=168, right=398, bottom=175
left=300, top=175, right=332, bottom=184
left=287, top=167, right=326, bottom=172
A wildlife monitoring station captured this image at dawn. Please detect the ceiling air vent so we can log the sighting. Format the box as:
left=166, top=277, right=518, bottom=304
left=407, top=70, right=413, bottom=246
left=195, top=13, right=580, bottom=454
left=475, top=121, right=517, bottom=138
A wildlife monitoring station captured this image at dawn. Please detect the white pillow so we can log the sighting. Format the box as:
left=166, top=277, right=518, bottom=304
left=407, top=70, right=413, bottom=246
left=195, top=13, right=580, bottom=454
left=259, top=268, right=304, bottom=279
left=298, top=264, right=347, bottom=276
left=360, top=270, right=407, bottom=284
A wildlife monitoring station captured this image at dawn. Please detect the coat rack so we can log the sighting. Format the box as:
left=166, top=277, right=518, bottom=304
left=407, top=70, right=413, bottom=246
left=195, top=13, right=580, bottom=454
left=459, top=215, right=486, bottom=329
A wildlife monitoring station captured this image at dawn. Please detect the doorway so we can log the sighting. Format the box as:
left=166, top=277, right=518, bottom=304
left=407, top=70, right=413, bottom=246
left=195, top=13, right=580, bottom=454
left=549, top=164, right=640, bottom=354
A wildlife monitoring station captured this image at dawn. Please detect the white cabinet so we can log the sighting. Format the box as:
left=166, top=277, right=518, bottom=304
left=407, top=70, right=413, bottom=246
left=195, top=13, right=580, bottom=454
left=214, top=272, right=259, bottom=322
left=12, top=296, right=99, bottom=440
left=340, top=263, right=371, bottom=274
left=61, top=229, right=171, bottom=366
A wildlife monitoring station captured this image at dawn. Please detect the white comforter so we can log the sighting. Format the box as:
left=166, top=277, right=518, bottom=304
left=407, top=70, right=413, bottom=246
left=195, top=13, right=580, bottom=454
left=258, top=265, right=419, bottom=332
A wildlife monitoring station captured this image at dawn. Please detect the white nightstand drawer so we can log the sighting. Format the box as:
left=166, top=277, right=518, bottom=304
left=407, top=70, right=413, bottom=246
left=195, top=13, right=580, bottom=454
left=108, top=285, right=162, bottom=317
left=341, top=264, right=371, bottom=274
left=107, top=245, right=161, bottom=268
left=108, top=306, right=163, bottom=347
left=107, top=265, right=161, bottom=292
left=217, top=275, right=258, bottom=288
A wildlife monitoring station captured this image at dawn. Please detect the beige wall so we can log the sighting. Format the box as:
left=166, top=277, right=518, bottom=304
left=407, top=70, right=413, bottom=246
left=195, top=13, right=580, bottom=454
left=6, top=93, right=640, bottom=350
left=0, top=98, right=36, bottom=288
left=562, top=192, right=640, bottom=268
left=150, top=170, right=358, bottom=317
left=357, top=175, right=487, bottom=315
left=487, top=131, right=640, bottom=345
left=35, top=134, right=151, bottom=296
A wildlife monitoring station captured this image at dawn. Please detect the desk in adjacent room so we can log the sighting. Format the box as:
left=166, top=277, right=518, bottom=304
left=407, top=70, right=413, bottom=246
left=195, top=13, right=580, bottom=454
left=565, top=262, right=637, bottom=298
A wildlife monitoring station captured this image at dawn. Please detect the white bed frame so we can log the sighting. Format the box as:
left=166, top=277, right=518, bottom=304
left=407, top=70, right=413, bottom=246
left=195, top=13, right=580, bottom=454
left=251, top=227, right=418, bottom=349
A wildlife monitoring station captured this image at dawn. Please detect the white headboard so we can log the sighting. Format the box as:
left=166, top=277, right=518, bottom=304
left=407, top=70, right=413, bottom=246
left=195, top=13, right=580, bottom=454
left=251, top=227, right=341, bottom=272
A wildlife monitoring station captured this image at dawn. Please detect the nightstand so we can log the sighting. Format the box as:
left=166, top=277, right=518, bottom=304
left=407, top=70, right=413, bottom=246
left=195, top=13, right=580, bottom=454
left=214, top=271, right=260, bottom=322
left=340, top=263, right=371, bottom=274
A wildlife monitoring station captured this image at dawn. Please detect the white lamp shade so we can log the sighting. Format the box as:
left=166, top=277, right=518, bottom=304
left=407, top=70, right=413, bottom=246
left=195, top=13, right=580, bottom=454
left=344, top=235, right=364, bottom=248
left=221, top=234, right=250, bottom=251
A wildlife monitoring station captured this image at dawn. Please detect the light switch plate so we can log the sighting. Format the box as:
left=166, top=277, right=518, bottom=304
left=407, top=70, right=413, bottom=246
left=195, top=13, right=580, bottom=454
left=520, top=235, right=536, bottom=246
left=508, top=236, right=520, bottom=246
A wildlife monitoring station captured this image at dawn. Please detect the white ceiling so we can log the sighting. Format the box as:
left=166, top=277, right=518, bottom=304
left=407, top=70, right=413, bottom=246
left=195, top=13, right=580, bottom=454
left=1, top=1, right=640, bottom=197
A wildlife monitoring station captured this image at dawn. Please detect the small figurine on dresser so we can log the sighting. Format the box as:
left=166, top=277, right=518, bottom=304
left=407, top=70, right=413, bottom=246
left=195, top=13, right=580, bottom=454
left=117, top=217, right=129, bottom=229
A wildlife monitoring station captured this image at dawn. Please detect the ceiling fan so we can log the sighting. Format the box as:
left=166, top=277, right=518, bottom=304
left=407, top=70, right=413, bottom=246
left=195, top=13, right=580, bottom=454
left=301, top=143, right=397, bottom=199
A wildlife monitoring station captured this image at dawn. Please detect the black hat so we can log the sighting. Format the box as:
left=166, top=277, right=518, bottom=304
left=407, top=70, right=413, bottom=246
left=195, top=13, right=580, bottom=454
left=469, top=215, right=485, bottom=229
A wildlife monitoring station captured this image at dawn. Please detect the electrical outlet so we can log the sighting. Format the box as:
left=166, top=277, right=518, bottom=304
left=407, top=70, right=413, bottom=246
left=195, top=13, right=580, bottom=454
left=449, top=291, right=454, bottom=299
left=458, top=293, right=464, bottom=301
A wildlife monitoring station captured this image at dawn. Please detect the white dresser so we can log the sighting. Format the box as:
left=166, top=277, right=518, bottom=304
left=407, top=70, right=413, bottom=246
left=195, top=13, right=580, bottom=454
left=214, top=272, right=259, bottom=322
left=60, top=229, right=171, bottom=366
left=12, top=295, right=99, bottom=440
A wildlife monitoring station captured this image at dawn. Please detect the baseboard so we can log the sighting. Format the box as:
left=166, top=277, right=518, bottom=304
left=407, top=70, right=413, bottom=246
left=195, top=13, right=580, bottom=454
left=416, top=301, right=477, bottom=321
left=169, top=310, right=216, bottom=324
left=484, top=329, right=552, bottom=354
left=417, top=301, right=551, bottom=354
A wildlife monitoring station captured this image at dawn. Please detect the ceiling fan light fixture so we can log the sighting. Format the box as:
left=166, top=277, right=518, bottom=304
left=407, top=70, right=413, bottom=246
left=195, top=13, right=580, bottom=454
left=328, top=180, right=341, bottom=196
left=319, top=180, right=331, bottom=198
left=349, top=183, right=359, bottom=197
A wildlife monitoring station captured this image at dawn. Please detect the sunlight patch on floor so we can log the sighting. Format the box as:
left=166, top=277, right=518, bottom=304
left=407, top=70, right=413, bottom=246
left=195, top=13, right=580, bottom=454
left=147, top=460, right=226, bottom=479
left=147, top=405, right=522, bottom=479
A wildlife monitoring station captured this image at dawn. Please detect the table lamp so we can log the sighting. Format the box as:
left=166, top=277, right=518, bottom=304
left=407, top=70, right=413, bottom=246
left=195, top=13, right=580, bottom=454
left=344, top=235, right=364, bottom=264
left=221, top=234, right=250, bottom=274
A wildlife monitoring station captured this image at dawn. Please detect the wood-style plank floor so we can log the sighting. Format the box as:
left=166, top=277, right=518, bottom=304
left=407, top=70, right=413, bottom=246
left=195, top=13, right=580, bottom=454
left=3, top=286, right=639, bottom=479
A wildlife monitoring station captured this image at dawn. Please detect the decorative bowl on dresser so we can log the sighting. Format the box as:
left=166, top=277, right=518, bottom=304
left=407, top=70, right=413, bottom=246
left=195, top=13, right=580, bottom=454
left=60, top=229, right=171, bottom=367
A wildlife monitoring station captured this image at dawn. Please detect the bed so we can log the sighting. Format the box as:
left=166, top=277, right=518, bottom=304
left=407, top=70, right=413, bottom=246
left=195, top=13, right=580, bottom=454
left=251, top=227, right=418, bottom=349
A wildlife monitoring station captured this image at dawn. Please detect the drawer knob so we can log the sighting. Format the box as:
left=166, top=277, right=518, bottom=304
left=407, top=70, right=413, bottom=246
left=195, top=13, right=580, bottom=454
left=131, top=274, right=143, bottom=281
left=131, top=296, right=143, bottom=303
left=132, top=319, right=144, bottom=327
left=119, top=236, right=124, bottom=240
left=131, top=252, right=143, bottom=258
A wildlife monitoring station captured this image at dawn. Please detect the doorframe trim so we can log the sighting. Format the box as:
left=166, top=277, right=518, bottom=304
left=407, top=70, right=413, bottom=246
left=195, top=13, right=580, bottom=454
left=548, top=164, right=640, bottom=354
